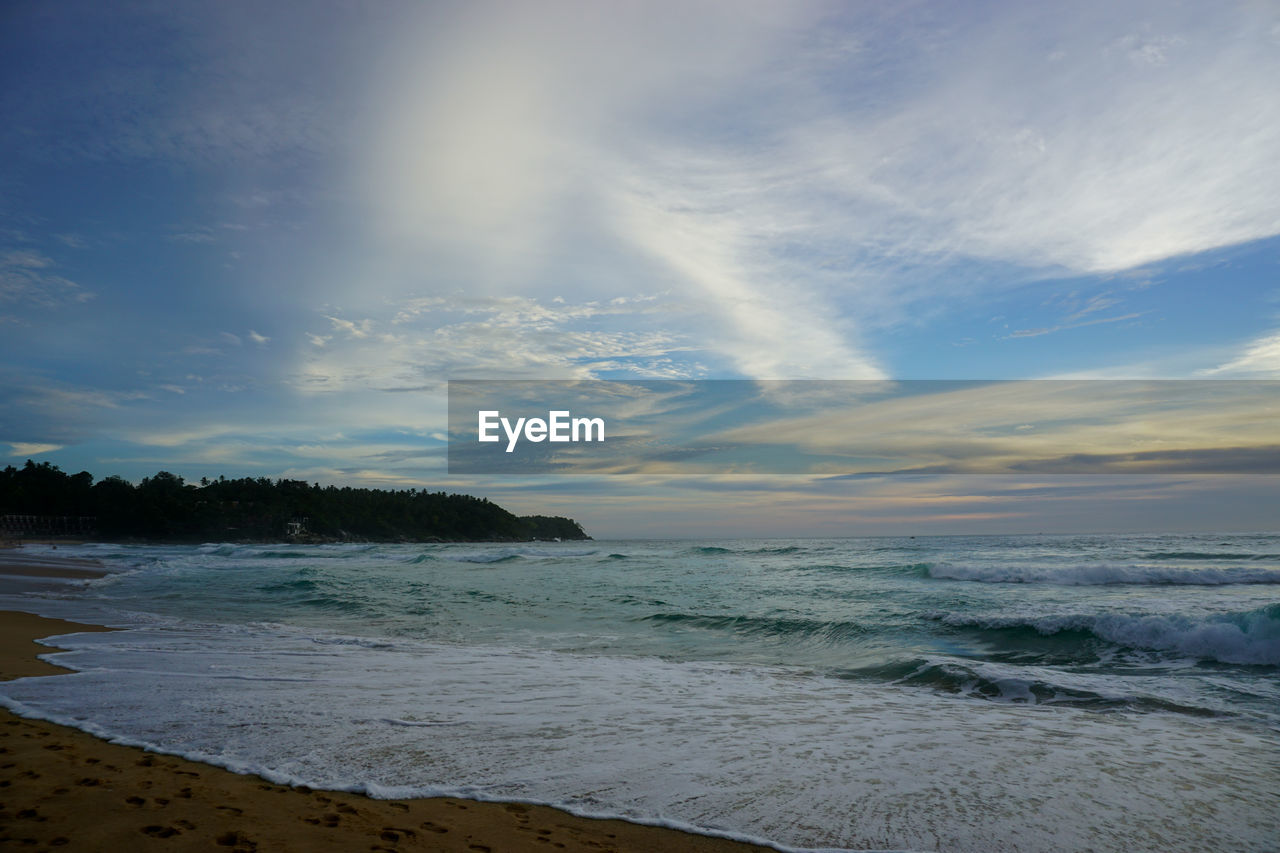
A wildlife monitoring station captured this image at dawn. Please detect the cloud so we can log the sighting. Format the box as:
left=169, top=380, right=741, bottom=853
left=1199, top=331, right=1280, bottom=377
left=0, top=250, right=93, bottom=308
left=325, top=316, right=371, bottom=339
left=700, top=380, right=1280, bottom=475
left=358, top=0, right=882, bottom=379
left=1004, top=312, right=1145, bottom=340
left=777, top=4, right=1280, bottom=277
left=0, top=374, right=152, bottom=445
left=351, top=0, right=1280, bottom=380
left=8, top=442, right=62, bottom=457
left=292, top=293, right=705, bottom=394
left=169, top=229, right=218, bottom=244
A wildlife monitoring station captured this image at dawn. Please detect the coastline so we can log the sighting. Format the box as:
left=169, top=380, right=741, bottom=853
left=0, top=551, right=772, bottom=853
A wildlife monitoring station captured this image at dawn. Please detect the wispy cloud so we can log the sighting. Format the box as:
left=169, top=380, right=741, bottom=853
left=1200, top=331, right=1280, bottom=377
left=0, top=250, right=92, bottom=308
left=294, top=293, right=702, bottom=394
left=8, top=442, right=62, bottom=457
left=1004, top=312, right=1145, bottom=340
left=351, top=1, right=1280, bottom=379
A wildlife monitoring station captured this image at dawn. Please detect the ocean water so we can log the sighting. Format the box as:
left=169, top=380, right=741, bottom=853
left=2, top=534, right=1278, bottom=852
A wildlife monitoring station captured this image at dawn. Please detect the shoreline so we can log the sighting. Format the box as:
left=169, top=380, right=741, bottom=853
left=0, top=552, right=775, bottom=852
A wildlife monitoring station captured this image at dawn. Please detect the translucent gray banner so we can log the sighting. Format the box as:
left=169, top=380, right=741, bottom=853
left=447, top=380, right=1280, bottom=475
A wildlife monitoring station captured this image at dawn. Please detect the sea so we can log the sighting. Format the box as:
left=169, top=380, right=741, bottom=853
left=1, top=534, right=1278, bottom=852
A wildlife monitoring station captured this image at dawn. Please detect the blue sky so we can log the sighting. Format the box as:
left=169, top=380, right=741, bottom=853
left=2, top=0, right=1278, bottom=536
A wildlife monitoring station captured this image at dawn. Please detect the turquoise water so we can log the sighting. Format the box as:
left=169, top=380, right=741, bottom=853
left=2, top=534, right=1278, bottom=851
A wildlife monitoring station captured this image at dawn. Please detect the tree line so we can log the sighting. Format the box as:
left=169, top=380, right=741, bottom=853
left=0, top=460, right=589, bottom=542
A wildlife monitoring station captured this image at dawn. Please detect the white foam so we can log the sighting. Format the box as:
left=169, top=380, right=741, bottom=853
left=1, top=622, right=1276, bottom=853
left=930, top=561, right=1280, bottom=585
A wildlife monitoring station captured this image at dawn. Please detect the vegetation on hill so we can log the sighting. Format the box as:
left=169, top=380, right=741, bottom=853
left=0, top=460, right=589, bottom=542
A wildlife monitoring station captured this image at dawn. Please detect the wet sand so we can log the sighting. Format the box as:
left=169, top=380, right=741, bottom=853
left=0, top=555, right=773, bottom=852
left=0, top=554, right=109, bottom=580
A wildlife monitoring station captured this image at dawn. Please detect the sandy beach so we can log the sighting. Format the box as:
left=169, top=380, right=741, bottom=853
left=0, top=552, right=772, bottom=853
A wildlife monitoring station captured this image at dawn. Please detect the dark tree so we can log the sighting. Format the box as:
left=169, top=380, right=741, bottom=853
left=0, top=461, right=589, bottom=543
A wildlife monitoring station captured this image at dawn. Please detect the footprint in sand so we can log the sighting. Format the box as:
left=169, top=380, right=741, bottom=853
left=215, top=830, right=258, bottom=850
left=141, top=824, right=181, bottom=838
left=380, top=827, right=417, bottom=842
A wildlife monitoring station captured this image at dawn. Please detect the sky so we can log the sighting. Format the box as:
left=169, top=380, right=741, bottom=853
left=2, top=0, right=1278, bottom=537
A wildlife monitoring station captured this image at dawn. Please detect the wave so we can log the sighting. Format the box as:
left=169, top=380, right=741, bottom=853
left=396, top=553, right=436, bottom=564
left=448, top=553, right=525, bottom=564
left=257, top=579, right=319, bottom=592
left=197, top=543, right=243, bottom=557
left=376, top=717, right=464, bottom=727
left=795, top=562, right=932, bottom=577
left=1143, top=551, right=1279, bottom=561
left=937, top=604, right=1280, bottom=666
left=296, top=596, right=366, bottom=613
left=930, top=562, right=1280, bottom=586
left=642, top=612, right=867, bottom=643
left=196, top=544, right=315, bottom=560
left=845, top=658, right=1219, bottom=716
left=688, top=545, right=803, bottom=556
left=611, top=595, right=670, bottom=607
left=447, top=547, right=598, bottom=564
left=197, top=543, right=379, bottom=560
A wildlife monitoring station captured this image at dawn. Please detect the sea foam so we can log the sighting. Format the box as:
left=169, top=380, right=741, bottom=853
left=929, top=561, right=1280, bottom=585
left=1, top=621, right=1276, bottom=853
